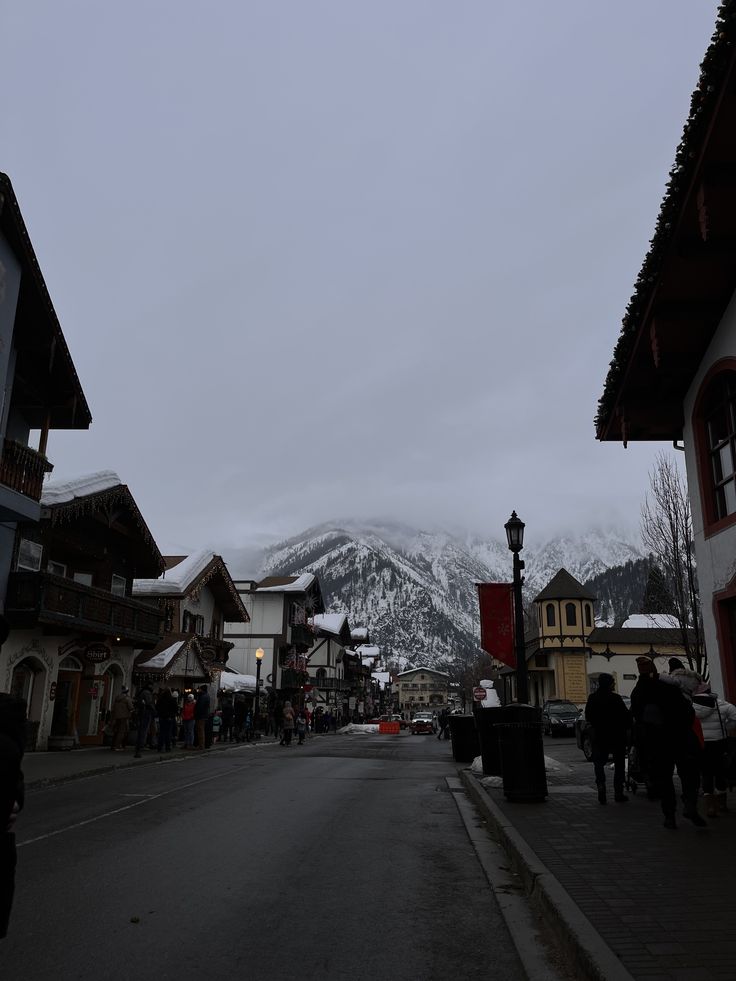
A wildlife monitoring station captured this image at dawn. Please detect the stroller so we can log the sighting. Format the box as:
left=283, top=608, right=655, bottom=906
left=625, top=743, right=659, bottom=798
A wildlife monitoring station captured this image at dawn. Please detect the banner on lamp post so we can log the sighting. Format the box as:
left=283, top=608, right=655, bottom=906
left=477, top=583, right=515, bottom=669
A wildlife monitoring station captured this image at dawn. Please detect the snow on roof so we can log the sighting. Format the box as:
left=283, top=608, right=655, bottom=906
left=397, top=666, right=449, bottom=677
left=372, top=671, right=390, bottom=688
left=257, top=573, right=315, bottom=593
left=41, top=470, right=122, bottom=506
left=133, top=549, right=215, bottom=596
left=351, top=627, right=369, bottom=641
left=310, top=613, right=347, bottom=635
left=136, top=641, right=185, bottom=671
left=621, top=614, right=681, bottom=630
left=219, top=673, right=258, bottom=692
left=357, top=645, right=380, bottom=661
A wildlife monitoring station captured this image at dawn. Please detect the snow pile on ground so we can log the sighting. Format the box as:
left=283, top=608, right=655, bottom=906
left=338, top=723, right=380, bottom=734
left=470, top=753, right=567, bottom=779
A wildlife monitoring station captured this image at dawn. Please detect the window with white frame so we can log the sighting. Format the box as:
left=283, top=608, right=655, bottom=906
left=111, top=574, right=127, bottom=597
left=17, top=540, right=42, bottom=572
left=47, top=560, right=67, bottom=578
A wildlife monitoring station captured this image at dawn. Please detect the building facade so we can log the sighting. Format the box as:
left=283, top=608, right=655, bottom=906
left=596, top=12, right=736, bottom=700
left=2, top=473, right=164, bottom=749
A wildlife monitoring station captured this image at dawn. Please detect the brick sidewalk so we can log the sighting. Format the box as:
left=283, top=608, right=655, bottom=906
left=477, top=757, right=736, bottom=981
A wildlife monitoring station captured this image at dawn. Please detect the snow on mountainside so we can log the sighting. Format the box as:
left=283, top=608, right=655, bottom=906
left=245, top=521, right=644, bottom=671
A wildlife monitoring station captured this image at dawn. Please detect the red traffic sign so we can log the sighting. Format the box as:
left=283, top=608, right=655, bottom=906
left=473, top=686, right=487, bottom=702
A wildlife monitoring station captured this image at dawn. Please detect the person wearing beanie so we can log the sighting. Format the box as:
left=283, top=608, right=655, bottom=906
left=668, top=657, right=685, bottom=673
left=584, top=674, right=631, bottom=804
left=631, top=657, right=704, bottom=830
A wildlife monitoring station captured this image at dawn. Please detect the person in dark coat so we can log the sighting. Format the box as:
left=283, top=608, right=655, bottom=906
left=584, top=673, right=630, bottom=804
left=0, top=693, right=26, bottom=940
left=195, top=685, right=210, bottom=750
left=155, top=687, right=178, bottom=752
left=630, top=657, right=704, bottom=829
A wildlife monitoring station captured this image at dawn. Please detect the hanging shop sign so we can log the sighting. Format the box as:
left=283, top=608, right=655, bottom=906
left=49, top=681, right=57, bottom=701
left=477, top=583, right=515, bottom=668
left=85, top=643, right=111, bottom=664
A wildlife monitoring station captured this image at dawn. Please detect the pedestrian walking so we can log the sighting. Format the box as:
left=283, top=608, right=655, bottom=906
left=692, top=685, right=736, bottom=817
left=437, top=709, right=449, bottom=740
left=133, top=685, right=157, bottom=759
left=155, top=687, right=178, bottom=752
left=282, top=701, right=295, bottom=746
left=194, top=685, right=210, bottom=750
left=244, top=709, right=253, bottom=743
left=181, top=693, right=196, bottom=748
left=630, top=657, right=705, bottom=829
left=0, top=693, right=25, bottom=941
left=110, top=686, right=134, bottom=751
left=584, top=673, right=630, bottom=804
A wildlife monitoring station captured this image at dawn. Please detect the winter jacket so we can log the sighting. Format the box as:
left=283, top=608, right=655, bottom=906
left=155, top=691, right=178, bottom=720
left=194, top=691, right=211, bottom=720
left=111, top=693, right=134, bottom=721
left=182, top=701, right=195, bottom=722
left=630, top=674, right=694, bottom=749
left=282, top=707, right=295, bottom=730
left=585, top=689, right=630, bottom=746
left=692, top=695, right=736, bottom=742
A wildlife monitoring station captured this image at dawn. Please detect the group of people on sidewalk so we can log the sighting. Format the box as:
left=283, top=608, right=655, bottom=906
left=109, top=684, right=218, bottom=756
left=585, top=657, right=736, bottom=829
left=108, top=687, right=338, bottom=755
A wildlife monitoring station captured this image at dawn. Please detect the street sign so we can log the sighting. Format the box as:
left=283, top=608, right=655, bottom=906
left=473, top=686, right=486, bottom=702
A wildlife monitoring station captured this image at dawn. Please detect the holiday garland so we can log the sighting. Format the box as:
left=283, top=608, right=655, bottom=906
left=595, top=0, right=736, bottom=436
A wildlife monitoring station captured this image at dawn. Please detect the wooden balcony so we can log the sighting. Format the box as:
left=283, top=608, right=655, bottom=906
left=0, top=439, right=53, bottom=502
left=6, top=572, right=163, bottom=644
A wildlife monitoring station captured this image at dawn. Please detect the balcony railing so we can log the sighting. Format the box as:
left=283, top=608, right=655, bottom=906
left=0, top=439, right=53, bottom=502
left=6, top=572, right=163, bottom=644
left=309, top=677, right=350, bottom=691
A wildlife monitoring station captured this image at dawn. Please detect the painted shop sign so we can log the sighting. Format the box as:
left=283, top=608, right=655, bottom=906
left=85, top=643, right=111, bottom=664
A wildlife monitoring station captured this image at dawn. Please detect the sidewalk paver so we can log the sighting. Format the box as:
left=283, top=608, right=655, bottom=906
left=463, top=754, right=736, bottom=981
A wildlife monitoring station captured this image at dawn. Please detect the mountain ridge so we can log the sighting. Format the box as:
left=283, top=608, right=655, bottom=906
left=225, top=520, right=645, bottom=671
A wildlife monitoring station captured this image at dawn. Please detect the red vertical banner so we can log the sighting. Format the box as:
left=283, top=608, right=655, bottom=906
left=477, top=583, right=515, bottom=668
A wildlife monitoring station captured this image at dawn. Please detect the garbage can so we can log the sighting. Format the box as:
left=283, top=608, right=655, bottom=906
left=474, top=705, right=520, bottom=776
left=496, top=707, right=548, bottom=802
left=448, top=714, right=480, bottom=763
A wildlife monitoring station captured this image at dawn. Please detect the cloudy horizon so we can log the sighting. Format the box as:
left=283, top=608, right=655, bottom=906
left=1, top=1, right=717, bottom=558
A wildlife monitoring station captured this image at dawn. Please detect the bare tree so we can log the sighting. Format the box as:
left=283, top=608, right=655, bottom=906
left=640, top=452, right=706, bottom=677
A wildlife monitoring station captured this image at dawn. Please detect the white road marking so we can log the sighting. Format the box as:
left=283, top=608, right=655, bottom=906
left=17, top=771, right=227, bottom=848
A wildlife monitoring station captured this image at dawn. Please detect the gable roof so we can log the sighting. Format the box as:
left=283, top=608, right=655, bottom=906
left=397, top=666, right=449, bottom=678
left=134, top=634, right=209, bottom=681
left=40, top=470, right=164, bottom=577
left=133, top=550, right=250, bottom=622
left=0, top=172, right=91, bottom=430
left=596, top=3, right=736, bottom=441
left=533, top=568, right=596, bottom=603
left=256, top=573, right=325, bottom=614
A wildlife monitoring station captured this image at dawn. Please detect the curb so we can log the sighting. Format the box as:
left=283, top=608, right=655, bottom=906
left=460, top=769, right=635, bottom=981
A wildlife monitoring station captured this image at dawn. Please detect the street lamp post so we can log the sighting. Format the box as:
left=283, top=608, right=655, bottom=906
left=504, top=511, right=529, bottom=705
left=254, top=648, right=264, bottom=726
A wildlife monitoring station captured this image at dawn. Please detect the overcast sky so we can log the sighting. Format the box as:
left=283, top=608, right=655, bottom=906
left=0, top=1, right=720, bottom=556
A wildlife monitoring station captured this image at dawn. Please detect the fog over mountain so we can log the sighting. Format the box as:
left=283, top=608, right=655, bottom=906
left=223, top=521, right=645, bottom=669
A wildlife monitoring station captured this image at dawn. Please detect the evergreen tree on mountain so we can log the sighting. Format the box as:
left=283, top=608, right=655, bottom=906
left=641, top=562, right=676, bottom=615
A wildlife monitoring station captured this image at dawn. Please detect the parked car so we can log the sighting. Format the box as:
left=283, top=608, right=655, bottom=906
left=410, top=712, right=435, bottom=734
left=369, top=714, right=409, bottom=730
left=541, top=700, right=580, bottom=736
left=574, top=696, right=632, bottom=760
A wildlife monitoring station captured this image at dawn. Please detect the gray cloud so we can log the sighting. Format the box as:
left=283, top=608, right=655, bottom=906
left=1, top=1, right=717, bottom=553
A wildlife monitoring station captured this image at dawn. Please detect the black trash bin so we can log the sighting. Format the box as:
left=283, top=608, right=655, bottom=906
left=496, top=707, right=548, bottom=802
left=448, top=714, right=480, bottom=763
left=474, top=705, right=520, bottom=776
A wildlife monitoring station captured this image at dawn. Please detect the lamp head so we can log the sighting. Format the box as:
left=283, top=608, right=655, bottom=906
left=255, top=647, right=264, bottom=661
left=504, top=511, right=525, bottom=553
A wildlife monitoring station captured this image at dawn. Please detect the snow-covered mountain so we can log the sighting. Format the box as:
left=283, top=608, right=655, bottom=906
left=226, top=520, right=644, bottom=672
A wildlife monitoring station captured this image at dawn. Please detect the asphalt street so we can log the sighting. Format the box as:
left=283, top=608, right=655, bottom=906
left=2, top=732, right=533, bottom=981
